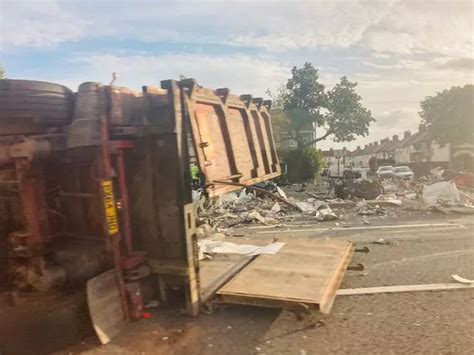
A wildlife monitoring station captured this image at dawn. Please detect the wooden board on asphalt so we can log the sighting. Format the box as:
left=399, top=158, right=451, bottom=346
left=216, top=238, right=354, bottom=314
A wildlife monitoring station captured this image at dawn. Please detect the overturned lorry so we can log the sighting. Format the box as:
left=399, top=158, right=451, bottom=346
left=0, top=78, right=353, bottom=353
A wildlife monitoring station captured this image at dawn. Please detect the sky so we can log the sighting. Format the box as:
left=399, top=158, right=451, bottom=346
left=0, top=0, right=473, bottom=150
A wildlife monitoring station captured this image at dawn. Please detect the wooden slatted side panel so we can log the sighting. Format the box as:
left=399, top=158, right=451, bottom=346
left=182, top=82, right=281, bottom=197
left=216, top=238, right=354, bottom=314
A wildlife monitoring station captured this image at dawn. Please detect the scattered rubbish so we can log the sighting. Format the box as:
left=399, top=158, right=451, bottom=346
left=236, top=190, right=253, bottom=204
left=198, top=239, right=285, bottom=256
left=248, top=210, right=278, bottom=225
left=162, top=336, right=168, bottom=340
left=316, top=205, right=338, bottom=221
left=452, top=274, right=474, bottom=284
left=276, top=186, right=288, bottom=200
left=212, top=180, right=299, bottom=210
left=270, top=202, right=281, bottom=213
left=196, top=224, right=214, bottom=239
left=294, top=201, right=316, bottom=213
left=221, top=192, right=239, bottom=204
left=430, top=167, right=445, bottom=182
left=354, top=200, right=386, bottom=215
left=446, top=205, right=474, bottom=214
left=142, top=312, right=152, bottom=319
left=422, top=181, right=460, bottom=206
left=385, top=198, right=402, bottom=206
left=362, top=216, right=370, bottom=225
left=347, top=263, right=365, bottom=271
left=332, top=178, right=384, bottom=200
left=370, top=238, right=390, bottom=245
left=144, top=300, right=160, bottom=308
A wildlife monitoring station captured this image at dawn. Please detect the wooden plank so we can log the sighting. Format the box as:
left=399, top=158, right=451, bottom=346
left=337, top=283, right=474, bottom=296
left=217, top=238, right=354, bottom=314
left=200, top=255, right=256, bottom=303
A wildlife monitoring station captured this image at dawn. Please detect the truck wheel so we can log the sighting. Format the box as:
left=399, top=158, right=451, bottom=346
left=0, top=79, right=74, bottom=126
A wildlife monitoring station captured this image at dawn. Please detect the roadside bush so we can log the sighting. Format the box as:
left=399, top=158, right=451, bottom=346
left=284, top=147, right=325, bottom=182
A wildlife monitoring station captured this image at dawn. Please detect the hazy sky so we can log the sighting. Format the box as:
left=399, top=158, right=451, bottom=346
left=1, top=0, right=473, bottom=149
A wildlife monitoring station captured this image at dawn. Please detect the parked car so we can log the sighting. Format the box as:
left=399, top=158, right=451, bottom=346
left=376, top=165, right=394, bottom=179
left=393, top=166, right=414, bottom=181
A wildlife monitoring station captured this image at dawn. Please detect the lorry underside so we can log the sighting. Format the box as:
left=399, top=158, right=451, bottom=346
left=0, top=78, right=352, bottom=354
left=0, top=78, right=283, bottom=353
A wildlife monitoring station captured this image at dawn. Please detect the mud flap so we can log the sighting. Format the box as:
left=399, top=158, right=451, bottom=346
left=87, top=269, right=127, bottom=344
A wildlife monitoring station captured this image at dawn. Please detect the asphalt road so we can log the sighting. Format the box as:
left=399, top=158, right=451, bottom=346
left=63, top=214, right=474, bottom=355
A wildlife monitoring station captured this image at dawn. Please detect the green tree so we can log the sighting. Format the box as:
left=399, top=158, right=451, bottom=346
left=284, top=147, right=325, bottom=182
left=325, top=76, right=374, bottom=142
left=419, top=85, right=474, bottom=146
left=0, top=64, right=4, bottom=79
left=270, top=63, right=374, bottom=148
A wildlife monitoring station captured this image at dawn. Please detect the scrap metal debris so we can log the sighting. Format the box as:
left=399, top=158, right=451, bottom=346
left=198, top=239, right=285, bottom=258
left=354, top=200, right=386, bottom=215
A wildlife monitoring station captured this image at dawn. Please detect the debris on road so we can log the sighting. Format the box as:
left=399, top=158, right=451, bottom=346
left=315, top=204, right=338, bottom=221
left=198, top=239, right=285, bottom=257
left=337, top=282, right=474, bottom=296
left=422, top=181, right=460, bottom=206
left=421, top=181, right=474, bottom=214
left=451, top=274, right=474, bottom=284
left=370, top=238, right=390, bottom=245
left=354, top=200, right=386, bottom=215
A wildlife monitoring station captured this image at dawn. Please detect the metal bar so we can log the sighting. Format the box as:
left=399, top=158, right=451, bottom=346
left=14, top=158, right=51, bottom=246
left=201, top=255, right=257, bottom=303
left=99, top=86, right=130, bottom=321
left=116, top=149, right=133, bottom=256
left=59, top=192, right=96, bottom=198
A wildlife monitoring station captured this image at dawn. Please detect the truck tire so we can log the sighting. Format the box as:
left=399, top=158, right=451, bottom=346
left=0, top=79, right=74, bottom=126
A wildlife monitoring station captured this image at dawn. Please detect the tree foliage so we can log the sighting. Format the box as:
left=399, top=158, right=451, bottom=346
left=0, top=64, right=4, bottom=79
left=284, top=147, right=325, bottom=182
left=419, top=84, right=474, bottom=145
left=283, top=63, right=326, bottom=130
left=325, top=76, right=374, bottom=142
left=270, top=62, right=374, bottom=148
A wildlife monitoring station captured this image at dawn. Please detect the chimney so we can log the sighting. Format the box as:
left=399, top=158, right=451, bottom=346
left=364, top=144, right=368, bottom=149
left=357, top=146, right=361, bottom=150
left=404, top=130, right=411, bottom=139
left=418, top=124, right=426, bottom=132
left=374, top=142, right=378, bottom=147
left=392, top=135, right=399, bottom=141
